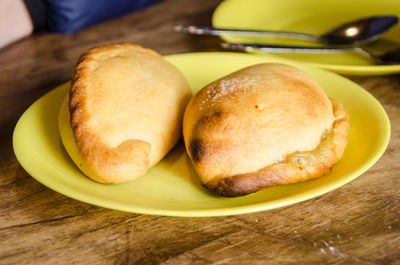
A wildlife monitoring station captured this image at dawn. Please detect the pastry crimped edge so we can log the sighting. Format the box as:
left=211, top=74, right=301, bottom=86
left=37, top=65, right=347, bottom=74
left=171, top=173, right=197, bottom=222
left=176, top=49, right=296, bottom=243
left=61, top=43, right=189, bottom=184
left=203, top=99, right=349, bottom=197
left=59, top=92, right=152, bottom=184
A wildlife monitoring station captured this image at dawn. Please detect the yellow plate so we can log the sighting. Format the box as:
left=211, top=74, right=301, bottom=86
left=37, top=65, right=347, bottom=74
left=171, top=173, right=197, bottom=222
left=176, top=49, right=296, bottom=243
left=13, top=52, right=390, bottom=217
left=212, top=0, right=400, bottom=75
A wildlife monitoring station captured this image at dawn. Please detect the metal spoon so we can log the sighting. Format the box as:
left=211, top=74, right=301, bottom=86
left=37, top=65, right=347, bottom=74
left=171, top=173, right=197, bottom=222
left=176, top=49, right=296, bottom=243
left=220, top=42, right=400, bottom=65
left=174, top=15, right=398, bottom=46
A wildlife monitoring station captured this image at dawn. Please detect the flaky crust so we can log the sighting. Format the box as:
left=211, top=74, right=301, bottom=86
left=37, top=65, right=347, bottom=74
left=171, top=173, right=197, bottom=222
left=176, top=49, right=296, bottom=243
left=183, top=63, right=349, bottom=197
left=63, top=43, right=191, bottom=183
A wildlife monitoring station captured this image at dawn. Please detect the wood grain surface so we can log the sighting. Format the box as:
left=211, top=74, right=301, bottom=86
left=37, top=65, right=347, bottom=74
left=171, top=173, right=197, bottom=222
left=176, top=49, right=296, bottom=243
left=0, top=0, right=399, bottom=264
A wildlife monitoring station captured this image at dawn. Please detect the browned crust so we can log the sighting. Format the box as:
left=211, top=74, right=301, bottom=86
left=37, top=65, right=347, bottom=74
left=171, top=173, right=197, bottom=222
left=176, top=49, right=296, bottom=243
left=203, top=99, right=349, bottom=197
left=69, top=43, right=156, bottom=183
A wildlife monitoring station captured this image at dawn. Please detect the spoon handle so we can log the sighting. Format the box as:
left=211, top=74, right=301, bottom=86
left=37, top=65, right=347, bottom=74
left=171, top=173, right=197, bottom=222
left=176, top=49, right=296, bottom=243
left=174, top=24, right=320, bottom=42
left=220, top=42, right=356, bottom=54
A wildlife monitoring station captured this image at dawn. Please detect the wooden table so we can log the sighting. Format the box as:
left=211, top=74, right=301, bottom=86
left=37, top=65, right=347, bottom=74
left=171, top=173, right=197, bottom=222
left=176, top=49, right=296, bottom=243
left=1, top=0, right=399, bottom=264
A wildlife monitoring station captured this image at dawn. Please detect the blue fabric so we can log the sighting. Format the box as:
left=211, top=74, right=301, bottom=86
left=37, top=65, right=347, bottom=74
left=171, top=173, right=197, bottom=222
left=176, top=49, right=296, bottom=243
left=45, top=0, right=162, bottom=33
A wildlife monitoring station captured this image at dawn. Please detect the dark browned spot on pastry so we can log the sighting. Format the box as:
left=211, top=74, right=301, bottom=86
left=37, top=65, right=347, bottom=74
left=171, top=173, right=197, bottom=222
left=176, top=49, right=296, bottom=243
left=69, top=101, right=80, bottom=114
left=206, top=169, right=291, bottom=197
left=203, top=175, right=264, bottom=197
left=212, top=110, right=223, bottom=118
left=197, top=110, right=224, bottom=126
left=72, top=75, right=80, bottom=83
left=189, top=139, right=205, bottom=163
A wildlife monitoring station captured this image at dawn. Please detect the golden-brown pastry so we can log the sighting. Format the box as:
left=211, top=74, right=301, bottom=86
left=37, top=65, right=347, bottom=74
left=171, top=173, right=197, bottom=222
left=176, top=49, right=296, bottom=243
left=58, top=43, right=191, bottom=183
left=183, top=63, right=349, bottom=197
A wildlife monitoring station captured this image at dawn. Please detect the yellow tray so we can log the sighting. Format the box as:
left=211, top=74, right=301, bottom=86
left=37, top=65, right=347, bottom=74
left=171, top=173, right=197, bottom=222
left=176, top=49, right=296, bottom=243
left=13, top=52, right=390, bottom=217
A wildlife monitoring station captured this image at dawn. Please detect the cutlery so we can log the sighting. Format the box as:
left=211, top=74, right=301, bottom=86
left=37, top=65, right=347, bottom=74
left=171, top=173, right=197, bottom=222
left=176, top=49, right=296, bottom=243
left=174, top=15, right=398, bottom=46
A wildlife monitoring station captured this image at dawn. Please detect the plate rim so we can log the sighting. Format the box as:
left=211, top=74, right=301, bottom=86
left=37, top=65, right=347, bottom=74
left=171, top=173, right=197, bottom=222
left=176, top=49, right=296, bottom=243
left=12, top=52, right=391, bottom=217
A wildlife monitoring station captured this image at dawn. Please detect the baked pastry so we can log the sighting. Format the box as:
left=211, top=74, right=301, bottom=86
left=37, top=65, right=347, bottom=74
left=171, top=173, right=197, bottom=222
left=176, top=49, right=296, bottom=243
left=58, top=43, right=191, bottom=183
left=183, top=63, right=349, bottom=197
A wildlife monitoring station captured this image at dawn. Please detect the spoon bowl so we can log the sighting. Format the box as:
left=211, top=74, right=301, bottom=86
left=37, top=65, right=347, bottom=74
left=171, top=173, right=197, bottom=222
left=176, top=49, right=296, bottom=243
left=174, top=15, right=398, bottom=46
left=319, top=15, right=398, bottom=45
